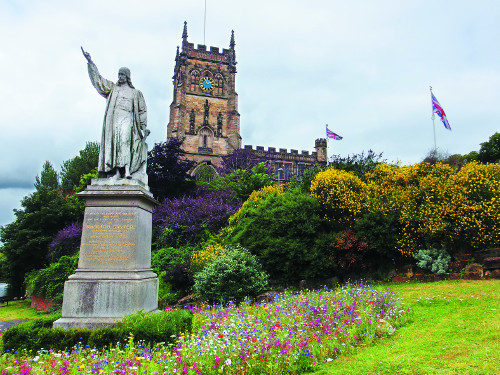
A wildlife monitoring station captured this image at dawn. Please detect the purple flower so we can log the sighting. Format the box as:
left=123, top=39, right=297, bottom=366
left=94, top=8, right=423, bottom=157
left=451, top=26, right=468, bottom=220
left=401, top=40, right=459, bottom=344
left=47, top=222, right=82, bottom=262
left=153, top=189, right=240, bottom=246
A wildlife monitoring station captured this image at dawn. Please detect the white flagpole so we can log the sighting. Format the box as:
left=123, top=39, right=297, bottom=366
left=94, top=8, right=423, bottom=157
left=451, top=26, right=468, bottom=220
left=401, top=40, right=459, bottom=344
left=203, top=0, right=207, bottom=45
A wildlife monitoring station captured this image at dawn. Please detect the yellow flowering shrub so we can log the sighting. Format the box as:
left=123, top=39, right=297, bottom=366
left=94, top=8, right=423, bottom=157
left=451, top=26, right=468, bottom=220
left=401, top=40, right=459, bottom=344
left=310, top=167, right=368, bottom=227
left=443, top=162, right=500, bottom=250
left=364, top=162, right=500, bottom=256
left=191, top=242, right=225, bottom=273
left=228, top=184, right=284, bottom=226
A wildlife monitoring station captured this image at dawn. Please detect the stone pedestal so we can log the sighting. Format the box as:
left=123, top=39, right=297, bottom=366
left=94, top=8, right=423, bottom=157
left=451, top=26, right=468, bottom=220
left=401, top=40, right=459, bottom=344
left=53, top=180, right=158, bottom=329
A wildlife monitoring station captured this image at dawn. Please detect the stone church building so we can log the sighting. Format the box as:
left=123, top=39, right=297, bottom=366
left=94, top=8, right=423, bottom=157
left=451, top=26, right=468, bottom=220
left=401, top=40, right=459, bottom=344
left=167, top=23, right=327, bottom=181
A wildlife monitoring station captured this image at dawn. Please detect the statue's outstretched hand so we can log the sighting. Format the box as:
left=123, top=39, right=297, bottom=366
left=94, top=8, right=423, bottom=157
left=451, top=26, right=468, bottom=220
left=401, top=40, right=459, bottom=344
left=81, top=46, right=92, bottom=62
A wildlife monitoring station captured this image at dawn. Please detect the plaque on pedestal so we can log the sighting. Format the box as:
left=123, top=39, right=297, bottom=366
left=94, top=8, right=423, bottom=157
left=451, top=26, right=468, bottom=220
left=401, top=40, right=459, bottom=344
left=53, top=179, right=159, bottom=329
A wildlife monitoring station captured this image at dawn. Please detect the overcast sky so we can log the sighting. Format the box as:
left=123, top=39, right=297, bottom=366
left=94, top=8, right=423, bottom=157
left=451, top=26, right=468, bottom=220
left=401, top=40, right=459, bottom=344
left=1, top=0, right=499, bottom=228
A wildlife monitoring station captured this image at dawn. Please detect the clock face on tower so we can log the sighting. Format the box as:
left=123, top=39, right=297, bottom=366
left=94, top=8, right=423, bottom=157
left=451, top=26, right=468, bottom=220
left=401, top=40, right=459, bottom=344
left=199, top=76, right=215, bottom=93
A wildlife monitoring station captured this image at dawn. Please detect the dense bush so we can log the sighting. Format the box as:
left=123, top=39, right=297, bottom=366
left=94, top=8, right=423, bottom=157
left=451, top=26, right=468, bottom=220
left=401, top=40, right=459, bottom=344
left=2, top=310, right=193, bottom=352
left=121, top=309, right=193, bottom=345
left=88, top=327, right=128, bottom=349
left=25, top=254, right=78, bottom=304
left=362, top=162, right=500, bottom=256
left=194, top=245, right=269, bottom=304
left=328, top=230, right=375, bottom=278
left=413, top=248, right=451, bottom=275
left=354, top=211, right=403, bottom=264
left=310, top=167, right=368, bottom=229
left=227, top=188, right=334, bottom=283
left=47, top=222, right=82, bottom=262
left=151, top=246, right=195, bottom=306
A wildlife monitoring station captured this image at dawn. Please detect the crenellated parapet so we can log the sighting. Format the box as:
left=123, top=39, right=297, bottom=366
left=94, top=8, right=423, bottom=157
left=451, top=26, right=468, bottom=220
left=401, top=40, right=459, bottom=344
left=244, top=144, right=319, bottom=163
left=244, top=139, right=327, bottom=181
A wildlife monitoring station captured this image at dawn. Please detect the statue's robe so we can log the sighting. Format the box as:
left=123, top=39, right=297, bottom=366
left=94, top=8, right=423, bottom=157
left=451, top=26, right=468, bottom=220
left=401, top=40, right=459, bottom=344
left=87, top=62, right=148, bottom=182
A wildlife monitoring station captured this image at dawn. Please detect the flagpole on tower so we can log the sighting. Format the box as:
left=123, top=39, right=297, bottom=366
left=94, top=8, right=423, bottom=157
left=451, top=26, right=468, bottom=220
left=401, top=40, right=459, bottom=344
left=203, top=0, right=207, bottom=45
left=430, top=86, right=437, bottom=153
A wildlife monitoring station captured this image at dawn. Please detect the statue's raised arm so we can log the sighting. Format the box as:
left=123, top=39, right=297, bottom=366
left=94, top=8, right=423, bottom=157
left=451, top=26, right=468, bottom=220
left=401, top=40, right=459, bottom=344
left=81, top=46, right=92, bottom=63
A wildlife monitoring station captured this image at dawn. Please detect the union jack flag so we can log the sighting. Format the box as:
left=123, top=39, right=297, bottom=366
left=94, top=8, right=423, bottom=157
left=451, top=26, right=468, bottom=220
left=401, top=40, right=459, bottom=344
left=431, top=91, right=451, bottom=130
left=326, top=126, right=343, bottom=140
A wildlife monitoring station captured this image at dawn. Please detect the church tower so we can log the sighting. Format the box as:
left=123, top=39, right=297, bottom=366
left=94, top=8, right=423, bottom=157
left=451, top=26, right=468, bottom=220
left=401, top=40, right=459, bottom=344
left=167, top=22, right=241, bottom=168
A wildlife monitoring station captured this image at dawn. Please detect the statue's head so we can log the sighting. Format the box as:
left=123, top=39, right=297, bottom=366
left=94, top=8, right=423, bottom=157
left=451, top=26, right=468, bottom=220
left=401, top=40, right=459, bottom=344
left=117, top=67, right=134, bottom=88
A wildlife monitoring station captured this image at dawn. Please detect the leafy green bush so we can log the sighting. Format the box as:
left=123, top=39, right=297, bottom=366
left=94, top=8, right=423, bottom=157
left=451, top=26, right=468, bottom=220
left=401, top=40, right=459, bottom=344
left=413, top=248, right=451, bottom=275
left=151, top=246, right=195, bottom=307
left=2, top=310, right=192, bottom=352
left=228, top=190, right=334, bottom=283
left=25, top=254, right=78, bottom=304
left=354, top=211, right=405, bottom=268
left=121, top=309, right=193, bottom=345
left=1, top=313, right=62, bottom=351
left=88, top=327, right=127, bottom=349
left=194, top=245, right=269, bottom=304
left=328, top=230, right=375, bottom=278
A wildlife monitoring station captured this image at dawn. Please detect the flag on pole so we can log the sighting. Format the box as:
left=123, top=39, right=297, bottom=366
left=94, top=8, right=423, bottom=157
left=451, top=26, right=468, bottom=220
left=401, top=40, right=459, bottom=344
left=431, top=91, right=451, bottom=131
left=326, top=125, right=343, bottom=140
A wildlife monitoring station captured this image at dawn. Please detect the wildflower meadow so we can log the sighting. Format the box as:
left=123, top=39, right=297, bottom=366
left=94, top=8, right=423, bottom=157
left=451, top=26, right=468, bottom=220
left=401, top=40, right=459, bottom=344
left=0, top=283, right=410, bottom=374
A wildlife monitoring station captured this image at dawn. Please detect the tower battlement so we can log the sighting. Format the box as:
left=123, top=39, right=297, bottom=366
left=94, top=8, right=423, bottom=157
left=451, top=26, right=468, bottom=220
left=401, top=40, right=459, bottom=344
left=244, top=145, right=319, bottom=161
left=181, top=42, right=233, bottom=63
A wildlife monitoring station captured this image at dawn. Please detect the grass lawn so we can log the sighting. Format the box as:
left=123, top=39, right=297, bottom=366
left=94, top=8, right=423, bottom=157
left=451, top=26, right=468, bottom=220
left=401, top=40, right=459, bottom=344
left=314, top=279, right=500, bottom=375
left=0, top=299, right=46, bottom=322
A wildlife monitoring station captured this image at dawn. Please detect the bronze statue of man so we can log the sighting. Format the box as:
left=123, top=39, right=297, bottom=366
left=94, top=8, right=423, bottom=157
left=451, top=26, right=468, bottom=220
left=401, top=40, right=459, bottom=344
left=82, top=47, right=150, bottom=184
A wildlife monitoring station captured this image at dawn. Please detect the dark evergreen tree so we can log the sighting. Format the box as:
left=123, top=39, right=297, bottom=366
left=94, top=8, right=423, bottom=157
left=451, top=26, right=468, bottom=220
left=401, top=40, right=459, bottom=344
left=147, top=138, right=196, bottom=201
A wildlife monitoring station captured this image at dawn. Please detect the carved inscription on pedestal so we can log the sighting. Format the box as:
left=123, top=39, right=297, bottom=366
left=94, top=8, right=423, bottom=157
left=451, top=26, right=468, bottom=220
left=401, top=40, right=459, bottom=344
left=80, top=211, right=137, bottom=267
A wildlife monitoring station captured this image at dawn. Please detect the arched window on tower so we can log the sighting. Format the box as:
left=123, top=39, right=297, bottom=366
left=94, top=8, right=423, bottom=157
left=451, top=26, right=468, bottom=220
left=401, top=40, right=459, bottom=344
left=215, top=74, right=224, bottom=96
left=198, top=127, right=214, bottom=154
left=190, top=70, right=200, bottom=92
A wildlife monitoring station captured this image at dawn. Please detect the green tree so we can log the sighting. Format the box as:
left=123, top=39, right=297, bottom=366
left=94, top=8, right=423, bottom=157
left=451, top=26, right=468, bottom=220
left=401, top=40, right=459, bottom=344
left=329, top=150, right=386, bottom=179
left=60, top=142, right=99, bottom=192
left=204, top=161, right=273, bottom=202
left=478, top=132, right=500, bottom=163
left=0, top=162, right=81, bottom=296
left=35, top=161, right=59, bottom=189
left=228, top=189, right=333, bottom=284
left=286, top=164, right=325, bottom=193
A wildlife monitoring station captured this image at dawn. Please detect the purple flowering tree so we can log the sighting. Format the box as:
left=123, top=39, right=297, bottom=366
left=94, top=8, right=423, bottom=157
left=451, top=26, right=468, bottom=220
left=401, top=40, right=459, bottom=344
left=47, top=222, right=83, bottom=262
left=152, top=189, right=241, bottom=247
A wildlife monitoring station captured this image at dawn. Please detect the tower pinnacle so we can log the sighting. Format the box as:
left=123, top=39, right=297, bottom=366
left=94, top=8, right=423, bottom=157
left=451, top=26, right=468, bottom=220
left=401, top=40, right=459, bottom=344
left=230, top=30, right=235, bottom=50
left=182, top=21, right=188, bottom=45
